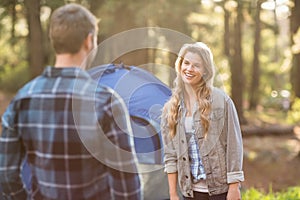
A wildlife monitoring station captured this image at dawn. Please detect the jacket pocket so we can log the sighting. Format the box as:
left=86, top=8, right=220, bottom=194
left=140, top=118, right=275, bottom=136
left=210, top=108, right=224, bottom=121
left=203, top=144, right=227, bottom=187
left=209, top=108, right=224, bottom=135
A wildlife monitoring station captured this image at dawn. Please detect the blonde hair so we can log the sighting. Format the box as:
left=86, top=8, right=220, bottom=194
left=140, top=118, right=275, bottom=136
left=163, top=42, right=215, bottom=138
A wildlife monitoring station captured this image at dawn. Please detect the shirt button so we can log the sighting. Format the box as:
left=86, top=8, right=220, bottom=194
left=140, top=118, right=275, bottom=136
left=181, top=140, right=184, bottom=143
left=183, top=157, right=186, bottom=161
left=185, top=175, right=189, bottom=179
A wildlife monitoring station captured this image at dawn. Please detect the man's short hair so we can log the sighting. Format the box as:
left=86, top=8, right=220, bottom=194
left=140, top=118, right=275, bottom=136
left=49, top=3, right=98, bottom=54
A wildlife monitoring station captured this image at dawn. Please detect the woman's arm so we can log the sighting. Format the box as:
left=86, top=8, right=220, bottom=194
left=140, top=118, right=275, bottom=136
left=225, top=98, right=244, bottom=183
left=168, top=172, right=180, bottom=200
left=225, top=98, right=243, bottom=200
left=161, top=111, right=180, bottom=200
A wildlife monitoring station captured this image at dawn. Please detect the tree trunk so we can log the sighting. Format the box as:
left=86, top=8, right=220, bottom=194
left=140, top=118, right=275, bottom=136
left=249, top=1, right=262, bottom=110
left=88, top=0, right=106, bottom=16
left=242, top=125, right=294, bottom=137
left=223, top=0, right=230, bottom=57
left=10, top=0, right=17, bottom=47
left=231, top=1, right=246, bottom=124
left=291, top=0, right=300, bottom=97
left=24, top=0, right=44, bottom=78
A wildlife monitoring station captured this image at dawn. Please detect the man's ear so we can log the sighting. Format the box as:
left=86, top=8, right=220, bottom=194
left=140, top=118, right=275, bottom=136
left=84, top=33, right=94, bottom=52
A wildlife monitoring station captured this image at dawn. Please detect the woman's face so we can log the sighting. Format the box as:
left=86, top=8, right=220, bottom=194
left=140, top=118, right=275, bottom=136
left=180, top=51, right=206, bottom=89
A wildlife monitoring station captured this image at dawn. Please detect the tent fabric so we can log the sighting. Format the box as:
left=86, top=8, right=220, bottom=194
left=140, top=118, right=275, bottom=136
left=88, top=64, right=171, bottom=164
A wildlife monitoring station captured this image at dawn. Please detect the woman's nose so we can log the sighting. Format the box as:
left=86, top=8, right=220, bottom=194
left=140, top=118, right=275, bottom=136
left=186, top=64, right=193, bottom=70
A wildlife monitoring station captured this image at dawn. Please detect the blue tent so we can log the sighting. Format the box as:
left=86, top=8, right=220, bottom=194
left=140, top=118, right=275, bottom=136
left=88, top=64, right=171, bottom=164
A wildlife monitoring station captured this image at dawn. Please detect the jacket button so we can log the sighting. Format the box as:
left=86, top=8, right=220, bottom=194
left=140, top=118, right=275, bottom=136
left=181, top=140, right=184, bottom=143
left=183, top=157, right=186, bottom=161
left=185, top=175, right=189, bottom=179
left=187, top=192, right=191, bottom=196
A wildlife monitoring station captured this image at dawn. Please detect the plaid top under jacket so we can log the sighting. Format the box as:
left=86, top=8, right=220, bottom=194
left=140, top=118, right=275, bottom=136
left=187, top=133, right=207, bottom=182
left=0, top=66, right=141, bottom=200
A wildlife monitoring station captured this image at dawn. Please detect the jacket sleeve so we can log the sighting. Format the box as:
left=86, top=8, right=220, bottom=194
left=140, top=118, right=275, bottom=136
left=160, top=113, right=178, bottom=174
left=0, top=102, right=27, bottom=199
left=225, top=98, right=245, bottom=184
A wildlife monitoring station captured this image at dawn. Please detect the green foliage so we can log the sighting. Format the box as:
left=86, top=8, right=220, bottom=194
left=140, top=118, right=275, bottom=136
left=257, top=27, right=291, bottom=109
left=242, top=187, right=300, bottom=200
left=287, top=98, right=300, bottom=125
left=0, top=0, right=28, bottom=86
left=277, top=187, right=300, bottom=200
left=242, top=188, right=265, bottom=200
left=0, top=62, right=30, bottom=92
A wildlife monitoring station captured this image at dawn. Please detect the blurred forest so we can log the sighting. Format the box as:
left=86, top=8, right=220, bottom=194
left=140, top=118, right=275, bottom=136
left=0, top=0, right=300, bottom=126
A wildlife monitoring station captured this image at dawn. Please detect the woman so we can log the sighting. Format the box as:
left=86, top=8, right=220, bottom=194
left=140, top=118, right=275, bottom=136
left=161, top=42, right=244, bottom=200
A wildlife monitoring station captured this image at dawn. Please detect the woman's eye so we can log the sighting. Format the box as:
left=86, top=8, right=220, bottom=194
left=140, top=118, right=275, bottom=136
left=184, top=61, right=189, bottom=65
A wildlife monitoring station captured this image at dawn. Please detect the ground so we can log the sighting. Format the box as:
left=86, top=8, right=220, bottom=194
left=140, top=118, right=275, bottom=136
left=1, top=91, right=300, bottom=193
left=242, top=132, right=300, bottom=192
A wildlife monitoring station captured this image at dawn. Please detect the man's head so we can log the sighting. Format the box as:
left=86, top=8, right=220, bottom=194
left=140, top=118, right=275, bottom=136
left=49, top=3, right=98, bottom=55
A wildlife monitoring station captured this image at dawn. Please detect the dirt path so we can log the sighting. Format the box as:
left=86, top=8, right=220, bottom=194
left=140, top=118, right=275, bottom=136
left=242, top=133, right=300, bottom=192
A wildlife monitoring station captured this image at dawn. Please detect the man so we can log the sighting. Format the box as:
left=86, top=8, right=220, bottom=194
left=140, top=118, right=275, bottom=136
left=0, top=4, right=141, bottom=199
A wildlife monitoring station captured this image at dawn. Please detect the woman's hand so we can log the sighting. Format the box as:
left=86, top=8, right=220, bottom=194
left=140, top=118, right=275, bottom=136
left=227, top=182, right=241, bottom=200
left=169, top=192, right=180, bottom=200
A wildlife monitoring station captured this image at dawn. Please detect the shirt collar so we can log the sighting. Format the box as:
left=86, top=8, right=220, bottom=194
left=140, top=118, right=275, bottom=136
left=42, top=66, right=91, bottom=79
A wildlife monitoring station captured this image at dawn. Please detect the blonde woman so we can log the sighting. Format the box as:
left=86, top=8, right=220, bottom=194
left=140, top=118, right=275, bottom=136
left=161, top=42, right=244, bottom=200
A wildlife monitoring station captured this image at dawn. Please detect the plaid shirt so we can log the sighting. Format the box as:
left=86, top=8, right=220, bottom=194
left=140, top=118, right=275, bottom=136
left=0, top=66, right=141, bottom=200
left=187, top=133, right=206, bottom=183
left=185, top=116, right=206, bottom=183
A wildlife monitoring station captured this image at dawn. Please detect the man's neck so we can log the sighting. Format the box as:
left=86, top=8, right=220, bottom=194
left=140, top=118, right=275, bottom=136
left=54, top=52, right=86, bottom=68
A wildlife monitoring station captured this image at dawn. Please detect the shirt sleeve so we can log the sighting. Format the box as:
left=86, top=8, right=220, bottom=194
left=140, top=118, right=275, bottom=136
left=98, top=90, right=142, bottom=200
left=160, top=111, right=178, bottom=174
left=225, top=98, right=244, bottom=183
left=0, top=102, right=27, bottom=199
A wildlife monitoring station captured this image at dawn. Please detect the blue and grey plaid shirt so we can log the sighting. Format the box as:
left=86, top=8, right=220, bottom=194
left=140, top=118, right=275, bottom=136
left=188, top=133, right=206, bottom=183
left=185, top=117, right=206, bottom=183
left=0, top=66, right=141, bottom=200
